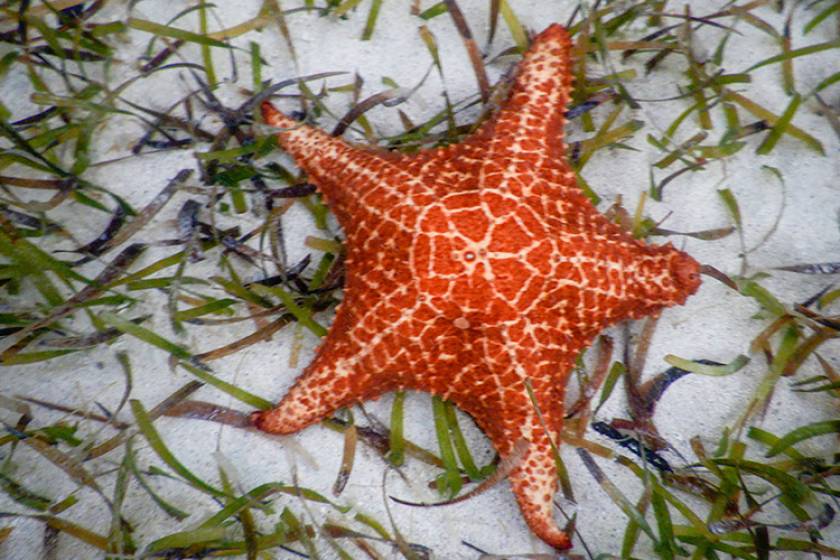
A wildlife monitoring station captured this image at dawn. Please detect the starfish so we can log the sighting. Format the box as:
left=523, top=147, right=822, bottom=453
left=253, top=24, right=701, bottom=550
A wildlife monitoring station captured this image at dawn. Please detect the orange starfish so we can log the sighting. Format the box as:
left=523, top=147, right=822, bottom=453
left=253, top=24, right=701, bottom=550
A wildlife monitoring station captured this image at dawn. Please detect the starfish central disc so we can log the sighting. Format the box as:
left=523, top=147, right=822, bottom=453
left=252, top=24, right=701, bottom=551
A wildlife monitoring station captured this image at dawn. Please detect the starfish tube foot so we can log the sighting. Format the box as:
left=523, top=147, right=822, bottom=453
left=255, top=23, right=701, bottom=551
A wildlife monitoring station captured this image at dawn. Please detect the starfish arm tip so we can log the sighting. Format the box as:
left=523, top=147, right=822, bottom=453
left=260, top=99, right=277, bottom=121
left=536, top=22, right=571, bottom=43
left=261, top=100, right=298, bottom=132
left=250, top=407, right=302, bottom=434
left=549, top=530, right=573, bottom=551
left=249, top=409, right=271, bottom=430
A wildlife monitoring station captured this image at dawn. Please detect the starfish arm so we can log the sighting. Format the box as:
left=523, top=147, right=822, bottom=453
left=458, top=371, right=572, bottom=551
left=252, top=297, right=395, bottom=434
left=499, top=327, right=574, bottom=550
left=262, top=102, right=432, bottom=231
left=470, top=24, right=575, bottom=190
left=253, top=276, right=425, bottom=434
left=424, top=322, right=574, bottom=551
left=486, top=24, right=573, bottom=153
left=401, top=24, right=578, bottom=201
left=508, top=433, right=572, bottom=550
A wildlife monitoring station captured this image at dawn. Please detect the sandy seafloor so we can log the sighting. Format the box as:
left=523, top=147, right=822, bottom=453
left=1, top=1, right=839, bottom=558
